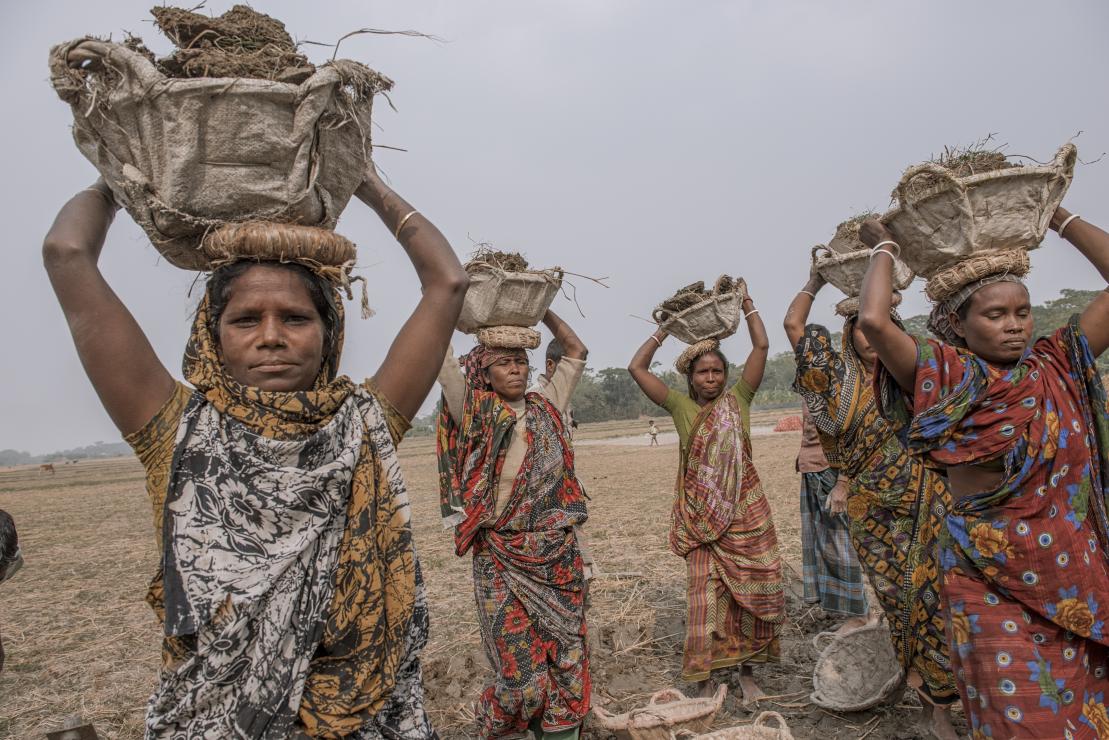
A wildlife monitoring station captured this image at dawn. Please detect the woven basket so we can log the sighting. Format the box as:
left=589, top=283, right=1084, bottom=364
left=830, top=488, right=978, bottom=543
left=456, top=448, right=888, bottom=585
left=202, top=222, right=356, bottom=268
left=49, top=40, right=389, bottom=271
left=924, top=248, right=1030, bottom=302
left=475, top=325, right=541, bottom=350
left=882, top=142, right=1076, bottom=278
left=676, top=712, right=794, bottom=740
left=457, top=266, right=563, bottom=333
left=834, top=291, right=903, bottom=318
left=810, top=620, right=904, bottom=712
left=813, top=246, right=913, bottom=297
left=592, top=686, right=726, bottom=740
left=654, top=277, right=747, bottom=345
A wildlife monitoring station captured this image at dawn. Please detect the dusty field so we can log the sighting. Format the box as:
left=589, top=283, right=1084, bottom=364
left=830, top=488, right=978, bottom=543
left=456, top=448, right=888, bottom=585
left=0, top=413, right=961, bottom=739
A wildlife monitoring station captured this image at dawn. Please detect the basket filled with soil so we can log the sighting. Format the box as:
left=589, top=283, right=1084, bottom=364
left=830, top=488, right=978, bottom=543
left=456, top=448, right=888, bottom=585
left=457, top=249, right=563, bottom=336
left=653, top=275, right=747, bottom=345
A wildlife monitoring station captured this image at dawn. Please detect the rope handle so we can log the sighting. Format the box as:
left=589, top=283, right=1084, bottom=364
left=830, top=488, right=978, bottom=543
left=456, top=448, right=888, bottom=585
left=1053, top=142, right=1079, bottom=174
left=811, top=244, right=832, bottom=264
left=895, top=161, right=966, bottom=205
left=812, top=631, right=837, bottom=652
left=753, top=711, right=788, bottom=729
left=647, top=688, right=687, bottom=706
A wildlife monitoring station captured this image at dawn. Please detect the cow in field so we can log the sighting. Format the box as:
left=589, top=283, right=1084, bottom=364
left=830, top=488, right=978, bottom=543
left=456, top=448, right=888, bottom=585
left=39, top=463, right=55, bottom=475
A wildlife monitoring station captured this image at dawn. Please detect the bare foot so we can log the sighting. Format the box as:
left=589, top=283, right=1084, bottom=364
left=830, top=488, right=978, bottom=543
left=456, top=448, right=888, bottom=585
left=737, top=668, right=766, bottom=705
left=694, top=679, right=716, bottom=698
left=919, top=698, right=958, bottom=740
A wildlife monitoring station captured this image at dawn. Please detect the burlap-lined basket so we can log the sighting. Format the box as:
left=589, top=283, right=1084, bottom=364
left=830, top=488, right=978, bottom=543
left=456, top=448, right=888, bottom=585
left=810, top=620, right=904, bottom=712
left=882, top=142, right=1076, bottom=278
left=813, top=246, right=914, bottom=297
left=475, top=325, right=541, bottom=350
left=592, top=686, right=726, bottom=740
left=654, top=277, right=747, bottom=345
left=457, top=265, right=563, bottom=334
left=925, top=248, right=1030, bottom=302
left=675, top=712, right=794, bottom=740
left=49, top=39, right=390, bottom=271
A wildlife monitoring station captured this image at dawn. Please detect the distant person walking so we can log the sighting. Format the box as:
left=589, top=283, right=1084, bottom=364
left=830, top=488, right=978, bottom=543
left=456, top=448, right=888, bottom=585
left=647, top=420, right=660, bottom=446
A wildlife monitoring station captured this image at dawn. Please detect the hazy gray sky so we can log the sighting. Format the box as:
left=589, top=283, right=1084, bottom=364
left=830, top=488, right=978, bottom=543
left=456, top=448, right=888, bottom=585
left=3, top=1, right=1108, bottom=452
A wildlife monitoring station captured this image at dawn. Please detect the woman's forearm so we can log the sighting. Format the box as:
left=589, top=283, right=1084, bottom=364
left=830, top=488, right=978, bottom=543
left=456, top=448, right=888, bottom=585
left=629, top=330, right=664, bottom=374
left=356, top=171, right=468, bottom=293
left=743, top=296, right=769, bottom=352
left=1055, top=208, right=1109, bottom=283
left=783, top=275, right=824, bottom=346
left=543, top=309, right=587, bottom=360
left=43, top=181, right=117, bottom=269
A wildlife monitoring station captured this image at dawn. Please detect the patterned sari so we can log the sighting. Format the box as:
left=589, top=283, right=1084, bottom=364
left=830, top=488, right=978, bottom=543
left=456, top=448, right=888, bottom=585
left=794, top=323, right=958, bottom=703
left=437, top=356, right=590, bottom=738
left=670, top=391, right=784, bottom=682
left=878, top=317, right=1109, bottom=738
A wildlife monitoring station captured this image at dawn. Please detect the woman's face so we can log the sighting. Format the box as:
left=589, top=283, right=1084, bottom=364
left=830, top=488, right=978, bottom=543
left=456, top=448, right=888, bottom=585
left=951, top=282, right=1033, bottom=365
left=690, top=353, right=727, bottom=403
left=483, top=351, right=530, bottom=402
left=217, top=265, right=326, bottom=391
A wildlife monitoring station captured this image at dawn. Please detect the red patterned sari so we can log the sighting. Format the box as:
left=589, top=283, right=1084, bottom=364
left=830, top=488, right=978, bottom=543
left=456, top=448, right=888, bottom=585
left=879, top=317, right=1109, bottom=738
left=670, top=391, right=784, bottom=681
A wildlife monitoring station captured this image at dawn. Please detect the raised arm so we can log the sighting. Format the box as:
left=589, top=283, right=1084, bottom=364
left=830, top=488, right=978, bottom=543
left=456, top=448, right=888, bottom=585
left=1052, top=207, right=1109, bottom=356
left=856, top=220, right=918, bottom=391
left=739, top=292, right=769, bottom=391
left=783, top=271, right=826, bottom=349
left=542, top=309, right=587, bottom=361
left=43, top=180, right=176, bottom=436
left=628, top=328, right=671, bottom=406
left=360, top=168, right=469, bottom=420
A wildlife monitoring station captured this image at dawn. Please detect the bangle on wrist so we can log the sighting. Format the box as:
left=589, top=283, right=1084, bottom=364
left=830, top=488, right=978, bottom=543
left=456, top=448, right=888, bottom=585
left=869, top=247, right=897, bottom=261
left=1058, top=213, right=1081, bottom=238
left=871, top=240, right=900, bottom=257
left=744, top=308, right=759, bottom=319
left=650, top=334, right=663, bottom=348
left=799, top=289, right=817, bottom=298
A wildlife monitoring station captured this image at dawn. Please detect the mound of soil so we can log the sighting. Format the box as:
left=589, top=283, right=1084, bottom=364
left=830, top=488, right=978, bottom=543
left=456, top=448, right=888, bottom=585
left=465, top=248, right=531, bottom=273
left=655, top=276, right=741, bottom=323
left=131, top=5, right=316, bottom=82
left=898, top=149, right=1019, bottom=200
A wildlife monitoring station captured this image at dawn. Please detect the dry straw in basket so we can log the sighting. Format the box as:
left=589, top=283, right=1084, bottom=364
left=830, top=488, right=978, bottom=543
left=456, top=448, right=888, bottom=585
left=475, top=325, right=541, bottom=350
left=925, top=249, right=1030, bottom=302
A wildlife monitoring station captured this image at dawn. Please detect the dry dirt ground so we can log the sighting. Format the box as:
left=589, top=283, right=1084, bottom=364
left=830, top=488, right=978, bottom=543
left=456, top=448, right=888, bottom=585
left=0, top=413, right=963, bottom=739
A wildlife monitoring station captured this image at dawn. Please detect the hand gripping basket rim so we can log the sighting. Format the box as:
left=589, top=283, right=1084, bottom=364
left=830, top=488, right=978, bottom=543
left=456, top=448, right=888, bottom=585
left=591, top=685, right=727, bottom=740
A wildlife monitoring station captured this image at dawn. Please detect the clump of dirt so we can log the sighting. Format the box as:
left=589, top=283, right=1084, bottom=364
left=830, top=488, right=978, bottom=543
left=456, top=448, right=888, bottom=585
left=134, top=5, right=317, bottom=82
left=654, top=276, right=742, bottom=323
left=898, top=145, right=1019, bottom=201
left=465, top=247, right=531, bottom=273
left=830, top=212, right=878, bottom=252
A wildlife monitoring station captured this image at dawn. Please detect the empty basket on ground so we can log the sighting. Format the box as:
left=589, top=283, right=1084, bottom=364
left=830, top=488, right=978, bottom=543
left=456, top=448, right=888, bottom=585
left=675, top=712, right=794, bottom=740
left=812, top=245, right=914, bottom=297
left=591, top=686, right=726, bottom=740
left=810, top=620, right=903, bottom=712
left=456, top=264, right=563, bottom=334
left=654, top=277, right=747, bottom=345
left=49, top=39, right=390, bottom=270
left=881, top=142, right=1076, bottom=279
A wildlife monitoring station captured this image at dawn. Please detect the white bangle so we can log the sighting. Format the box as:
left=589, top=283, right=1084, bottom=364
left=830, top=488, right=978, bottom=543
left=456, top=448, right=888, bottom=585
left=1058, top=213, right=1081, bottom=238
left=871, top=240, right=900, bottom=257
left=799, top=290, right=817, bottom=298
left=650, top=334, right=662, bottom=347
left=869, top=247, right=897, bottom=261
left=744, top=308, right=759, bottom=319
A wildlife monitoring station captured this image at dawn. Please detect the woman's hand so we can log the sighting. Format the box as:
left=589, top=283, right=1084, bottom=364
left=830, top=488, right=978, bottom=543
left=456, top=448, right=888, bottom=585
left=66, top=39, right=111, bottom=72
left=828, top=478, right=849, bottom=514
left=858, top=219, right=897, bottom=249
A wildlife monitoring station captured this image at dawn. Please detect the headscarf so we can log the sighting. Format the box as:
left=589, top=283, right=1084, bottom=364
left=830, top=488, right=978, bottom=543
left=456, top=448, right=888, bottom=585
left=169, top=267, right=418, bottom=735
left=927, top=274, right=1024, bottom=347
left=459, top=345, right=529, bottom=390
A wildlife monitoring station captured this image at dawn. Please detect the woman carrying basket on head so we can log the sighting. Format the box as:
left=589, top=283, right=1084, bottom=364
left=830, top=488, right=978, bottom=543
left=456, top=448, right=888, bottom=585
left=44, top=151, right=467, bottom=735
left=436, top=311, right=590, bottom=740
left=783, top=268, right=958, bottom=739
left=627, top=290, right=783, bottom=704
left=857, top=210, right=1109, bottom=738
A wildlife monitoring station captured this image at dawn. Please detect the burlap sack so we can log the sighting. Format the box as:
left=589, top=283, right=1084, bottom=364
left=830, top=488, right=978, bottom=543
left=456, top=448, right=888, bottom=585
left=882, top=142, right=1076, bottom=278
left=49, top=39, right=391, bottom=270
left=457, top=266, right=563, bottom=333
left=810, top=620, right=904, bottom=712
left=654, top=277, right=747, bottom=346
left=592, top=686, right=726, bottom=740
left=812, top=246, right=913, bottom=297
